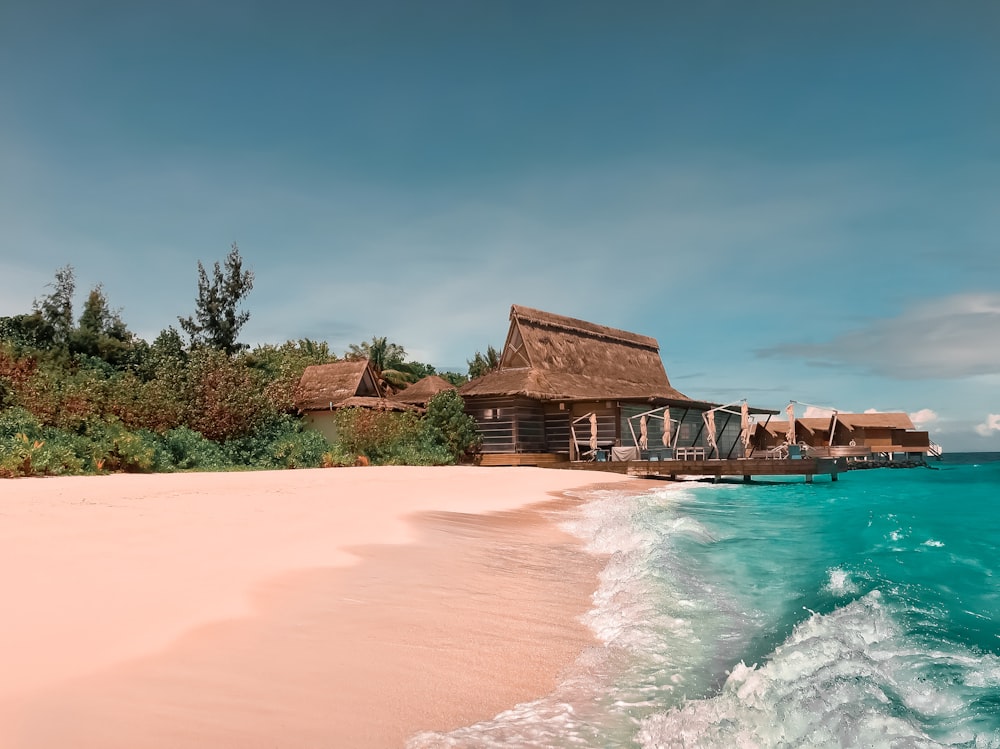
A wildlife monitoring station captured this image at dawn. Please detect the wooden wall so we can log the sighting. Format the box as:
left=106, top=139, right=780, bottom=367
left=464, top=396, right=546, bottom=453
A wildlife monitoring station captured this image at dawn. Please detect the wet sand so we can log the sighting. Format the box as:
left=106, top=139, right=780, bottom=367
left=0, top=467, right=640, bottom=748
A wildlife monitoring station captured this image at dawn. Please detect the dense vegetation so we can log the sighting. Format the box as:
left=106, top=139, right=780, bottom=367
left=0, top=253, right=491, bottom=477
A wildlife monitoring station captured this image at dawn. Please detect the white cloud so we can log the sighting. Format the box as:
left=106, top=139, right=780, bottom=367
left=975, top=414, right=1000, bottom=437
left=909, top=408, right=939, bottom=428
left=759, top=293, right=1000, bottom=380
left=864, top=408, right=881, bottom=414
left=801, top=406, right=836, bottom=418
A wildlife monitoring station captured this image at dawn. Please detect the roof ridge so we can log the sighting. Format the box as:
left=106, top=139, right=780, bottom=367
left=510, top=305, right=659, bottom=350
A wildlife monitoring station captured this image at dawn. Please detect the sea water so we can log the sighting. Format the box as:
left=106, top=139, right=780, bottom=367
left=408, top=454, right=1000, bottom=748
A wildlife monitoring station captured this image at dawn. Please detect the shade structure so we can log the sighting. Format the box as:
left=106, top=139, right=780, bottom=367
left=785, top=403, right=796, bottom=445
left=589, top=412, right=598, bottom=452
left=639, top=415, right=648, bottom=450
left=705, top=410, right=718, bottom=456
left=662, top=407, right=671, bottom=447
left=740, top=401, right=752, bottom=450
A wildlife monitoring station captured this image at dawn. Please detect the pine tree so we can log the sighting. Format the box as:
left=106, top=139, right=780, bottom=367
left=178, top=243, right=254, bottom=355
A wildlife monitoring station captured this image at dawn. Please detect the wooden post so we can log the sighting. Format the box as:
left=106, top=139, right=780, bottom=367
left=743, top=474, right=751, bottom=483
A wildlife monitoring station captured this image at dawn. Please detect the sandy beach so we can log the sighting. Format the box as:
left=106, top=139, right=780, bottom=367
left=0, top=466, right=641, bottom=748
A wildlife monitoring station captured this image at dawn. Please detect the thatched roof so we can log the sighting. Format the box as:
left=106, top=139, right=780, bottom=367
left=390, top=375, right=456, bottom=406
left=459, top=305, right=692, bottom=403
left=294, top=360, right=384, bottom=412
left=835, top=413, right=915, bottom=430
left=761, top=413, right=917, bottom=436
left=336, top=396, right=421, bottom=413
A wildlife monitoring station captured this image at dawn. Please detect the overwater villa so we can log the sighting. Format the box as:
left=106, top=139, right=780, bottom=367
left=753, top=411, right=937, bottom=462
left=458, top=305, right=776, bottom=466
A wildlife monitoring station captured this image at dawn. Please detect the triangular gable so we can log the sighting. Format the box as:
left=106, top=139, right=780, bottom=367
left=294, top=359, right=385, bottom=411
left=500, top=318, right=531, bottom=369
left=356, top=365, right=382, bottom=397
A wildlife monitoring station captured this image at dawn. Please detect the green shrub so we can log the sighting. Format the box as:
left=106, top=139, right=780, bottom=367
left=420, top=390, right=481, bottom=462
left=0, top=418, right=84, bottom=477
left=223, top=415, right=331, bottom=469
left=162, top=426, right=227, bottom=471
left=83, top=420, right=160, bottom=473
left=0, top=406, right=43, bottom=440
left=334, top=408, right=423, bottom=465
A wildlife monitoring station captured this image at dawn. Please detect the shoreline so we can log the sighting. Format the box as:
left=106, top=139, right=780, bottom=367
left=0, top=466, right=648, bottom=747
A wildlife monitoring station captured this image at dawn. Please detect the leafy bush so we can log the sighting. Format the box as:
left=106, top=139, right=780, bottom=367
left=84, top=420, right=161, bottom=473
left=0, top=416, right=85, bottom=477
left=0, top=406, right=43, bottom=440
left=222, top=415, right=331, bottom=469
left=420, top=390, right=481, bottom=462
left=162, top=426, right=228, bottom=471
left=334, top=408, right=423, bottom=464
left=332, top=406, right=468, bottom=466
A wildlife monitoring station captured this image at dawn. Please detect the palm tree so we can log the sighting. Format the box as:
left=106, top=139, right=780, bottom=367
left=345, top=336, right=418, bottom=392
left=467, top=345, right=500, bottom=379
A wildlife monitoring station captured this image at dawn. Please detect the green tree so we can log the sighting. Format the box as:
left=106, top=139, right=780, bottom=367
left=245, top=339, right=338, bottom=413
left=31, top=265, right=76, bottom=349
left=345, top=336, right=419, bottom=390
left=178, top=243, right=254, bottom=355
left=69, top=284, right=134, bottom=366
left=437, top=371, right=469, bottom=387
left=467, top=345, right=500, bottom=379
left=183, top=347, right=273, bottom=441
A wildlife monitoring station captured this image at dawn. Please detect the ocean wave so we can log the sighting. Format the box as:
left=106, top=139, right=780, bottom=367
left=637, top=592, right=1000, bottom=748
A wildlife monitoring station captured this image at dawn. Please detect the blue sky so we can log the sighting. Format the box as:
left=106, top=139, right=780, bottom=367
left=2, top=1, right=999, bottom=451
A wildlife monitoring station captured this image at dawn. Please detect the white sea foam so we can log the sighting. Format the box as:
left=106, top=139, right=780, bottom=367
left=824, top=567, right=858, bottom=596
left=408, top=484, right=727, bottom=748
left=924, top=539, right=945, bottom=548
left=637, top=592, right=1000, bottom=749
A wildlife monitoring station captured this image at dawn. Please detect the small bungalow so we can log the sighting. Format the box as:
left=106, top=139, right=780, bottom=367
left=294, top=359, right=416, bottom=442
left=753, top=412, right=932, bottom=461
left=390, top=374, right=457, bottom=408
left=458, top=305, right=771, bottom=462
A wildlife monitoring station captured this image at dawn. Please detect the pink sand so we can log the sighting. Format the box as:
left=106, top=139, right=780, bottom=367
left=0, top=466, right=638, bottom=747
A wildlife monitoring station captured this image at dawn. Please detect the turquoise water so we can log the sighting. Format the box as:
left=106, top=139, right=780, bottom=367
left=410, top=455, right=1000, bottom=748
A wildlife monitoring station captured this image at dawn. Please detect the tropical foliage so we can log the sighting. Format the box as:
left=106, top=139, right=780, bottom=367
left=467, top=345, right=500, bottom=379
left=0, top=259, right=486, bottom=476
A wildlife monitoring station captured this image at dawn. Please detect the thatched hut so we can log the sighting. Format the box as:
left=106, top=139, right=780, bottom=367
left=390, top=374, right=456, bottom=407
left=459, top=305, right=753, bottom=460
left=294, top=360, right=416, bottom=442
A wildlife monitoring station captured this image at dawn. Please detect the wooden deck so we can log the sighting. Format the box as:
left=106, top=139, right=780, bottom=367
left=562, top=457, right=843, bottom=482
left=471, top=453, right=842, bottom=481
left=475, top=452, right=570, bottom=467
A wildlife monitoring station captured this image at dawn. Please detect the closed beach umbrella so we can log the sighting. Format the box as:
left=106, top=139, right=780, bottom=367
left=785, top=403, right=796, bottom=445
left=639, top=415, right=648, bottom=450
left=741, top=401, right=752, bottom=450
left=662, top=407, right=671, bottom=447
left=705, top=410, right=718, bottom=456
left=589, top=412, right=598, bottom=452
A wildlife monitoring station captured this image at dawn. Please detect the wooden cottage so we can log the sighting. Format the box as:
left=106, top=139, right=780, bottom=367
left=753, top=412, right=932, bottom=460
left=458, top=305, right=756, bottom=463
left=390, top=374, right=456, bottom=408
left=294, top=359, right=416, bottom=442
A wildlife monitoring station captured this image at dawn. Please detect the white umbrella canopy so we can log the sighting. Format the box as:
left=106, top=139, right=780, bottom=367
left=705, top=410, right=718, bottom=456
left=589, top=412, right=598, bottom=452
left=639, top=415, right=648, bottom=450
left=662, top=407, right=671, bottom=447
